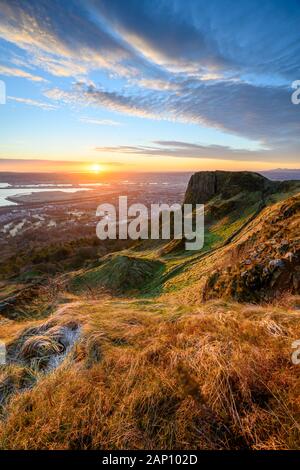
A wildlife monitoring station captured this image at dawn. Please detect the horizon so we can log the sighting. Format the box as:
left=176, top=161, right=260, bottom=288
left=1, top=0, right=300, bottom=173
left=1, top=167, right=300, bottom=175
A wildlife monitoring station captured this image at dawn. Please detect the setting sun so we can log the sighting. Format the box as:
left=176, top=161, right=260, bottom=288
left=90, top=163, right=102, bottom=173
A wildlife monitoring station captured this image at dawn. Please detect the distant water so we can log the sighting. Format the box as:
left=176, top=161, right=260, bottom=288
left=0, top=172, right=191, bottom=207
left=0, top=185, right=91, bottom=207
left=1, top=170, right=298, bottom=207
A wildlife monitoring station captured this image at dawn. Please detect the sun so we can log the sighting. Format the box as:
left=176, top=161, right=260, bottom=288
left=90, top=163, right=102, bottom=173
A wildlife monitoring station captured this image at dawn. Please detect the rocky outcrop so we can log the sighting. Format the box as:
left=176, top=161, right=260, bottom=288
left=184, top=170, right=300, bottom=206
left=184, top=171, right=272, bottom=205
left=203, top=194, right=300, bottom=302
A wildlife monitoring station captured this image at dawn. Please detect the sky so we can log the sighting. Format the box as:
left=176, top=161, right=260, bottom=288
left=0, top=0, right=299, bottom=173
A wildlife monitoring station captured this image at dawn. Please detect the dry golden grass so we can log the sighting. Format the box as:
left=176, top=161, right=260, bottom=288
left=0, top=296, right=300, bottom=449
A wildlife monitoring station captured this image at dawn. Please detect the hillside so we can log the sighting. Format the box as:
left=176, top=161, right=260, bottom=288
left=1, top=297, right=300, bottom=450
left=0, top=171, right=300, bottom=450
left=159, top=193, right=300, bottom=304
left=204, top=195, right=300, bottom=302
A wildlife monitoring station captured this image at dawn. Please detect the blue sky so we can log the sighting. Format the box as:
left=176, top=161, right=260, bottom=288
left=0, top=0, right=299, bottom=172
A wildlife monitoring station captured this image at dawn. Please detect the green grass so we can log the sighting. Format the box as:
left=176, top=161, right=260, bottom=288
left=70, top=254, right=165, bottom=294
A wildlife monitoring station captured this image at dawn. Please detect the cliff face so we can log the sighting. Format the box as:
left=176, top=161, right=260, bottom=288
left=184, top=171, right=272, bottom=205
left=181, top=170, right=300, bottom=302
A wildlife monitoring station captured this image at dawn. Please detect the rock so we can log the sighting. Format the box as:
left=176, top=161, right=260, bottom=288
left=184, top=170, right=272, bottom=205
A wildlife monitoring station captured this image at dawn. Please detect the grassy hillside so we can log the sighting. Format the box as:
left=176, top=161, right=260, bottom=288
left=1, top=296, right=300, bottom=449
left=0, top=172, right=299, bottom=449
left=70, top=254, right=164, bottom=294
left=157, top=193, right=300, bottom=304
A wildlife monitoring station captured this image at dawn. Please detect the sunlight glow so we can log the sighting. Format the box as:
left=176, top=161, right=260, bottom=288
left=90, top=163, right=102, bottom=173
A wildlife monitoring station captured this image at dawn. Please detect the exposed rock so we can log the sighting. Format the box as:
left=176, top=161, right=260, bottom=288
left=203, top=194, right=300, bottom=302
left=184, top=171, right=272, bottom=205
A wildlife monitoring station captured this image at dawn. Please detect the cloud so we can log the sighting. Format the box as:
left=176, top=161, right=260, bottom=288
left=1, top=0, right=299, bottom=84
left=94, top=139, right=300, bottom=164
left=45, top=84, right=163, bottom=120
left=0, top=0, right=299, bottom=163
left=79, top=117, right=122, bottom=126
left=94, top=140, right=267, bottom=162
left=94, top=0, right=228, bottom=75
left=95, top=0, right=300, bottom=81
left=8, top=96, right=57, bottom=110
left=0, top=0, right=134, bottom=78
left=165, top=80, right=300, bottom=146
left=0, top=64, right=46, bottom=82
left=132, top=78, right=181, bottom=91
left=45, top=80, right=300, bottom=153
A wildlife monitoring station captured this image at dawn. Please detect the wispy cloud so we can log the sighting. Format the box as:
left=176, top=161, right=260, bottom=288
left=132, top=78, right=181, bottom=91
left=45, top=84, right=161, bottom=120
left=0, top=64, right=46, bottom=82
left=45, top=80, right=300, bottom=155
left=8, top=96, right=58, bottom=110
left=0, top=0, right=299, bottom=164
left=79, top=117, right=122, bottom=126
left=94, top=140, right=273, bottom=162
left=0, top=0, right=134, bottom=78
left=1, top=0, right=299, bottom=83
